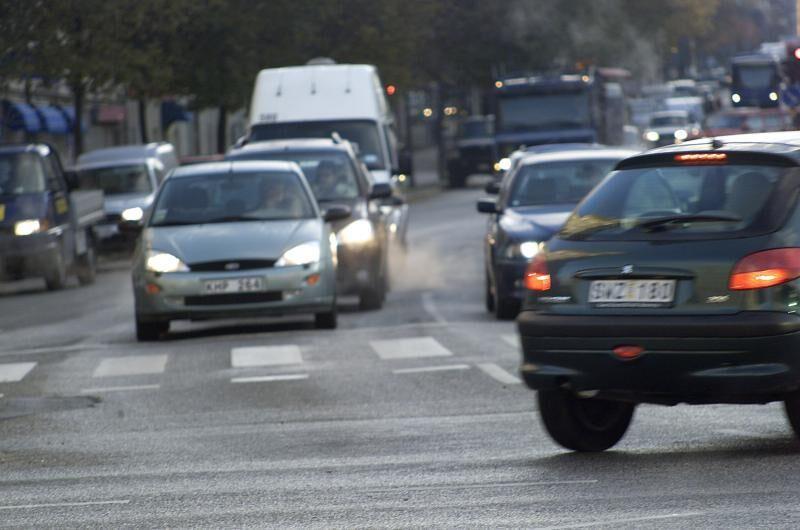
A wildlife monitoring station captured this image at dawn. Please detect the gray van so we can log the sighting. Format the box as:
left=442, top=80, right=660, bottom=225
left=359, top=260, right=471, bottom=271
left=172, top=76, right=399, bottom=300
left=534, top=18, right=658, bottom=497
left=76, top=143, right=178, bottom=247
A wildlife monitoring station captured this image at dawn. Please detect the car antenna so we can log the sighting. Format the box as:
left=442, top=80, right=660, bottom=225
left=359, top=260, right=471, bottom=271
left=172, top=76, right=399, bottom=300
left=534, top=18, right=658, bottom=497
left=331, top=132, right=342, bottom=144
left=711, top=138, right=724, bottom=149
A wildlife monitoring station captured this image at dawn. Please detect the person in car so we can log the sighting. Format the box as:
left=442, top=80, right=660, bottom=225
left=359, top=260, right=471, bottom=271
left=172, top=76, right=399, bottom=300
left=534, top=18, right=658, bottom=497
left=260, top=177, right=304, bottom=217
left=315, top=160, right=350, bottom=199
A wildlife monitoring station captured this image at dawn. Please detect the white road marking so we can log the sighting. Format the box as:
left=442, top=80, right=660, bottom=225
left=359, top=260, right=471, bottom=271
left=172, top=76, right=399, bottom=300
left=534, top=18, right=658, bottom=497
left=393, top=364, right=471, bottom=374
left=231, top=345, right=302, bottom=368
left=533, top=511, right=705, bottom=530
left=81, top=384, right=160, bottom=394
left=0, top=499, right=130, bottom=511
left=370, top=337, right=453, bottom=360
left=231, top=374, right=309, bottom=383
left=421, top=292, right=448, bottom=324
left=502, top=334, right=520, bottom=349
left=92, top=355, right=168, bottom=378
left=0, top=362, right=37, bottom=383
left=477, top=363, right=522, bottom=385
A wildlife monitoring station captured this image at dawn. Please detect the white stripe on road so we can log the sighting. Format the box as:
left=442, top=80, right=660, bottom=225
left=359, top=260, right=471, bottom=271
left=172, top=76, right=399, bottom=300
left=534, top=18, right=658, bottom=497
left=421, top=292, right=448, bottom=324
left=393, top=364, right=471, bottom=375
left=231, top=374, right=309, bottom=383
left=0, top=362, right=37, bottom=383
left=231, top=345, right=302, bottom=368
left=502, top=334, right=520, bottom=349
left=81, top=384, right=160, bottom=394
left=370, top=337, right=453, bottom=360
left=92, top=355, right=168, bottom=378
left=0, top=499, right=130, bottom=511
left=477, top=363, right=522, bottom=385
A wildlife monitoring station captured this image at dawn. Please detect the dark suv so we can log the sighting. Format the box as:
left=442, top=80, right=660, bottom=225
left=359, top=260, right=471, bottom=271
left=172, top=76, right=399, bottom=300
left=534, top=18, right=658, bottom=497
left=517, top=132, right=800, bottom=451
left=227, top=138, right=391, bottom=309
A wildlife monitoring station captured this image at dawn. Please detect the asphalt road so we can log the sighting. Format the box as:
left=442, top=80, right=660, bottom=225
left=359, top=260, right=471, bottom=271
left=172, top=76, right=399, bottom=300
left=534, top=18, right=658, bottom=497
left=2, top=187, right=800, bottom=528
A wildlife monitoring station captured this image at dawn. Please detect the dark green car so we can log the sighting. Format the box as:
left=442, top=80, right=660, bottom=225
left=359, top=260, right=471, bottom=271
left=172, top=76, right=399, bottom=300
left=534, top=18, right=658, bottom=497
left=518, top=132, right=800, bottom=451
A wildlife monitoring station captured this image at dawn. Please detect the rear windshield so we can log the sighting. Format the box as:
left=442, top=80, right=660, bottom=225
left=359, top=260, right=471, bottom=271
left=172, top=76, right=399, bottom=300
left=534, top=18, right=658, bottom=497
left=78, top=164, right=152, bottom=195
left=560, top=164, right=797, bottom=241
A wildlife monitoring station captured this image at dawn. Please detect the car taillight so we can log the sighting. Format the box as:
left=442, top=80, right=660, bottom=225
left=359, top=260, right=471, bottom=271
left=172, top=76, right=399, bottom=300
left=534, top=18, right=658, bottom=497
left=729, top=248, right=800, bottom=290
left=524, top=254, right=551, bottom=291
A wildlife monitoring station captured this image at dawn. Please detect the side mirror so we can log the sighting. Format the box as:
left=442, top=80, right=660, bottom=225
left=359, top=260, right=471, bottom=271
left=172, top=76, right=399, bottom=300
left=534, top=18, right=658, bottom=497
left=476, top=197, right=500, bottom=214
left=118, top=219, right=144, bottom=235
left=485, top=181, right=500, bottom=195
left=63, top=170, right=80, bottom=191
left=369, top=182, right=393, bottom=200
left=323, top=205, right=352, bottom=223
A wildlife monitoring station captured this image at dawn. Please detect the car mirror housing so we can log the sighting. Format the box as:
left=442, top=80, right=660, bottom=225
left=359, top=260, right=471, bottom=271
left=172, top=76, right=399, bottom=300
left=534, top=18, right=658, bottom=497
left=485, top=180, right=500, bottom=195
left=323, top=205, right=352, bottom=223
left=369, top=182, right=393, bottom=200
left=477, top=198, right=500, bottom=214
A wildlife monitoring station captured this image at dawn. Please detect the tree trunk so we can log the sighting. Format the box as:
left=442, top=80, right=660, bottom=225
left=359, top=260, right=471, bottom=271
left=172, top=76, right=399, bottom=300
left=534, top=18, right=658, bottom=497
left=73, top=83, right=85, bottom=156
left=138, top=98, right=148, bottom=143
left=216, top=105, right=227, bottom=154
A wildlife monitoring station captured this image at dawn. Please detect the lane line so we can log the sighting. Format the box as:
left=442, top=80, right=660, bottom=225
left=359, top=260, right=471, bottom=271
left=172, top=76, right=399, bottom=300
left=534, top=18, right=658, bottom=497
left=81, top=384, right=160, bottom=394
left=534, top=511, right=706, bottom=530
left=370, top=337, right=453, bottom=360
left=393, top=364, right=471, bottom=374
left=93, top=355, right=168, bottom=378
left=0, top=362, right=37, bottom=383
left=502, top=334, right=520, bottom=349
left=477, top=363, right=522, bottom=385
left=231, top=374, right=309, bottom=383
left=231, top=345, right=302, bottom=368
left=421, top=292, right=448, bottom=324
left=365, top=479, right=597, bottom=494
left=0, top=499, right=130, bottom=511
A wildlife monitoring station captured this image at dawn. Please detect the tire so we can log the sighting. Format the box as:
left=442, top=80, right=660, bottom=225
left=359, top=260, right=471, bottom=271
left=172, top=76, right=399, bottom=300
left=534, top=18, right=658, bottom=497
left=494, top=290, right=519, bottom=320
left=784, top=393, right=800, bottom=438
left=314, top=305, right=338, bottom=329
left=537, top=389, right=635, bottom=452
left=136, top=316, right=169, bottom=342
left=485, top=271, right=495, bottom=313
left=76, top=241, right=97, bottom=286
left=44, top=251, right=67, bottom=291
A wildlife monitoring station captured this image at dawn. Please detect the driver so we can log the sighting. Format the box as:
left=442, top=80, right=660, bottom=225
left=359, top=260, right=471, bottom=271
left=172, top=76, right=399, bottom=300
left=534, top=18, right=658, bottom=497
left=261, top=177, right=302, bottom=216
left=316, top=160, right=345, bottom=198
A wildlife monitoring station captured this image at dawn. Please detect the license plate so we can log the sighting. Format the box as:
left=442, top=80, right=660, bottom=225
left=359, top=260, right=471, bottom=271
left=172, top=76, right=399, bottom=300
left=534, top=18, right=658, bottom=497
left=203, top=277, right=265, bottom=294
left=589, top=279, right=676, bottom=306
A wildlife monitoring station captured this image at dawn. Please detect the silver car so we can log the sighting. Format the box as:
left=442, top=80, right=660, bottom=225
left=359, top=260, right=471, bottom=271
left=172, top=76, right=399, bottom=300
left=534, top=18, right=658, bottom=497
left=129, top=161, right=348, bottom=341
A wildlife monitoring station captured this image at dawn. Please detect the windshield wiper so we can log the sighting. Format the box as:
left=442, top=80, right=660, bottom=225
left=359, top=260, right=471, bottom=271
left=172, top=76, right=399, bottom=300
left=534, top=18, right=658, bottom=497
left=637, top=213, right=742, bottom=231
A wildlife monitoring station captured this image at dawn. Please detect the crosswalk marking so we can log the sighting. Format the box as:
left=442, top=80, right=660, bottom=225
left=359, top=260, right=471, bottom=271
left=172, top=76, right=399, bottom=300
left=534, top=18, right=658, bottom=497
left=0, top=362, right=36, bottom=383
left=502, top=334, right=520, bottom=349
left=370, top=337, right=452, bottom=360
left=92, top=355, right=168, bottom=378
left=231, top=374, right=309, bottom=383
left=231, top=345, right=302, bottom=368
left=477, top=363, right=522, bottom=385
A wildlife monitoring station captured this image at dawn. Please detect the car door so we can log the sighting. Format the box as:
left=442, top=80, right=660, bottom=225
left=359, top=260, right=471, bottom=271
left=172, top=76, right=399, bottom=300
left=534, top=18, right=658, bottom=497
left=43, top=152, right=75, bottom=263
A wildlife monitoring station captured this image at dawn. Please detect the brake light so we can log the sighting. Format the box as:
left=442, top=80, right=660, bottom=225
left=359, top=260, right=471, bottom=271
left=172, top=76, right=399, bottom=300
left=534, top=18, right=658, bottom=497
left=674, top=153, right=727, bottom=165
left=524, top=254, right=551, bottom=291
left=729, top=248, right=800, bottom=290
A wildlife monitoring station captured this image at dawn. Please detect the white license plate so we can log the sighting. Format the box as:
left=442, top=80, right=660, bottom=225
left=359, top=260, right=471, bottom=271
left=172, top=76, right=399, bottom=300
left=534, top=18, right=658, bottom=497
left=589, top=279, right=676, bottom=306
left=202, top=277, right=265, bottom=294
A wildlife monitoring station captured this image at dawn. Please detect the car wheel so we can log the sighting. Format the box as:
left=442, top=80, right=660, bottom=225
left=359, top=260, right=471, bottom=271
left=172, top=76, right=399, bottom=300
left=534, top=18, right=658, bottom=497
left=485, top=270, right=495, bottom=313
left=76, top=240, right=97, bottom=286
left=494, top=290, right=519, bottom=320
left=784, top=393, right=800, bottom=438
left=136, top=316, right=169, bottom=342
left=537, top=389, right=635, bottom=452
left=44, top=251, right=67, bottom=291
left=315, top=305, right=338, bottom=329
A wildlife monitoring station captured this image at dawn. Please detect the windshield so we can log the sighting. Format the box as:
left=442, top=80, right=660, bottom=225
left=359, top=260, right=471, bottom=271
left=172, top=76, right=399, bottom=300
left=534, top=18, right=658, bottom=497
left=0, top=153, right=47, bottom=195
left=249, top=120, right=386, bottom=170
left=150, top=171, right=315, bottom=227
left=508, top=158, right=619, bottom=207
left=497, top=92, right=590, bottom=132
left=78, top=164, right=152, bottom=195
left=650, top=115, right=687, bottom=127
left=734, top=64, right=776, bottom=89
left=560, top=164, right=791, bottom=240
left=228, top=151, right=361, bottom=201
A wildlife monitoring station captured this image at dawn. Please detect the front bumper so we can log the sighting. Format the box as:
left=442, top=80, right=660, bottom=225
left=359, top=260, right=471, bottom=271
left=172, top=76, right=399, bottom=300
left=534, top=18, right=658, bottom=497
left=517, top=311, right=800, bottom=404
left=134, top=263, right=335, bottom=322
left=0, top=232, right=60, bottom=279
left=336, top=243, right=382, bottom=295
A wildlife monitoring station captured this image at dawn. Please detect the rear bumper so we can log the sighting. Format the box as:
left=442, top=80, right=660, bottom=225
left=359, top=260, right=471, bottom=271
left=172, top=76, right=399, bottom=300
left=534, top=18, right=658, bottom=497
left=517, top=311, right=800, bottom=404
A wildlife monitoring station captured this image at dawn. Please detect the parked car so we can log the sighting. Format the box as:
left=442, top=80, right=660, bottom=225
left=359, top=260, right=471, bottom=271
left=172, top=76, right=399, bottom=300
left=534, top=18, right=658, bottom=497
left=126, top=160, right=349, bottom=341
left=518, top=132, right=800, bottom=451
left=477, top=146, right=638, bottom=319
left=226, top=138, right=393, bottom=310
left=0, top=144, right=104, bottom=290
left=642, top=110, right=701, bottom=148
left=76, top=143, right=178, bottom=249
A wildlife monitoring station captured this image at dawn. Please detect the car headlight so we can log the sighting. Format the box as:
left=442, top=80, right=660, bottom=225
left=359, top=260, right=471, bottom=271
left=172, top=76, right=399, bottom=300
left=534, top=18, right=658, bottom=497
left=497, top=157, right=511, bottom=172
left=14, top=219, right=45, bottom=236
left=674, top=129, right=688, bottom=141
left=644, top=131, right=660, bottom=142
left=506, top=241, right=541, bottom=259
left=731, top=93, right=741, bottom=103
left=276, top=241, right=321, bottom=267
left=146, top=250, right=189, bottom=273
left=121, top=207, right=144, bottom=222
left=337, top=219, right=374, bottom=245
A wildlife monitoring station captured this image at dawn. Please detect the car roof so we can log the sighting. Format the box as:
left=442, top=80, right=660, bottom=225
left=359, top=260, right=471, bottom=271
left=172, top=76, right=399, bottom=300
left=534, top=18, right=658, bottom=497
left=519, top=148, right=640, bottom=166
left=228, top=138, right=354, bottom=157
left=168, top=160, right=299, bottom=179
left=76, top=143, right=172, bottom=166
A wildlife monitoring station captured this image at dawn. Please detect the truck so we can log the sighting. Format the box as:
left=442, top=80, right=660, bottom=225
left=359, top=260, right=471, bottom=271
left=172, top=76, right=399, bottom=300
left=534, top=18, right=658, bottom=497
left=729, top=54, right=781, bottom=108
left=491, top=69, right=628, bottom=161
left=445, top=115, right=496, bottom=188
left=0, top=144, right=104, bottom=290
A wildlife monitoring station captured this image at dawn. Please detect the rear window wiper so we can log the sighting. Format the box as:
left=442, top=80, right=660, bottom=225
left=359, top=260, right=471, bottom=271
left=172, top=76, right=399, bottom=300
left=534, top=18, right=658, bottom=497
left=636, top=213, right=742, bottom=231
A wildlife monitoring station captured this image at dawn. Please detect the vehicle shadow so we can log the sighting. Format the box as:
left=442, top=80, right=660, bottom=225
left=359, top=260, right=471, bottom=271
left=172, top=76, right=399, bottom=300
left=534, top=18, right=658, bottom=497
left=164, top=319, right=316, bottom=341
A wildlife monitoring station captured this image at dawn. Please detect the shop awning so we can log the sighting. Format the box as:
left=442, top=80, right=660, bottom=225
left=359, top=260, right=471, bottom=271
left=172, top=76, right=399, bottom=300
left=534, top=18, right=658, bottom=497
left=161, top=100, right=190, bottom=130
left=36, top=105, right=69, bottom=134
left=57, top=106, right=86, bottom=132
left=2, top=100, right=42, bottom=133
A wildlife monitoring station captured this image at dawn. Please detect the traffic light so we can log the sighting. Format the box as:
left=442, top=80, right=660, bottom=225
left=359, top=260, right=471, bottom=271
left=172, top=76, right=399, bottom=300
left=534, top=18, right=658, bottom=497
left=386, top=84, right=396, bottom=96
left=785, top=42, right=800, bottom=84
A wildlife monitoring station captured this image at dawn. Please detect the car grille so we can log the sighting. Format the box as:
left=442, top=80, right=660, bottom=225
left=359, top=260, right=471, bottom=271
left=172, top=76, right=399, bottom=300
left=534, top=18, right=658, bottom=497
left=184, top=292, right=283, bottom=306
left=188, top=259, right=276, bottom=272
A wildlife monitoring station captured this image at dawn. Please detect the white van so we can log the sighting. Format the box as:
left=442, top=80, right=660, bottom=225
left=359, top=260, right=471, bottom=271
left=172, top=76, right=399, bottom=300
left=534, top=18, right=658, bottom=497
left=248, top=62, right=402, bottom=184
